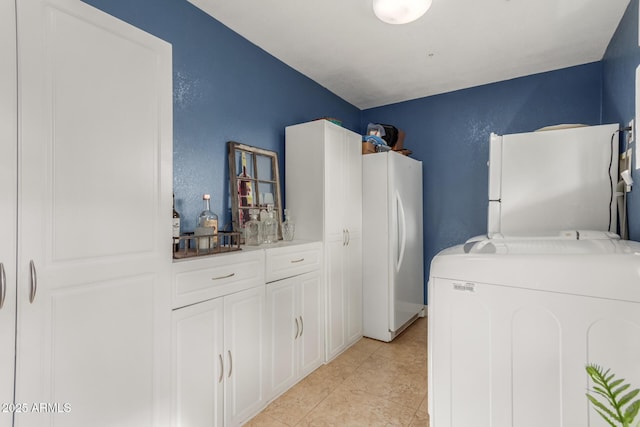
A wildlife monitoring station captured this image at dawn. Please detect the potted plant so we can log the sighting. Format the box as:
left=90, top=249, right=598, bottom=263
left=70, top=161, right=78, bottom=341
left=586, top=364, right=640, bottom=427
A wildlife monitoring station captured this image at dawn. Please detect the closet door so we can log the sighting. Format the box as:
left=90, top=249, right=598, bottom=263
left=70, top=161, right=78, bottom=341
left=15, top=0, right=173, bottom=426
left=0, top=0, right=17, bottom=425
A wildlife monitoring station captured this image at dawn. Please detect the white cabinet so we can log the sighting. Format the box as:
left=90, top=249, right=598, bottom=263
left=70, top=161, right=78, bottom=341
left=172, top=297, right=224, bottom=427
left=3, top=0, right=173, bottom=426
left=171, top=242, right=325, bottom=426
left=265, top=243, right=324, bottom=399
left=0, top=0, right=17, bottom=424
left=172, top=249, right=265, bottom=309
left=172, top=251, right=267, bottom=427
left=285, top=120, right=363, bottom=361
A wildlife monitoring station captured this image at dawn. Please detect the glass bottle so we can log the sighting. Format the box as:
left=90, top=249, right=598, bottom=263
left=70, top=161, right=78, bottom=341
left=282, top=208, right=295, bottom=241
left=196, top=194, right=218, bottom=251
left=261, top=204, right=278, bottom=244
left=243, top=209, right=261, bottom=246
left=172, top=193, right=181, bottom=253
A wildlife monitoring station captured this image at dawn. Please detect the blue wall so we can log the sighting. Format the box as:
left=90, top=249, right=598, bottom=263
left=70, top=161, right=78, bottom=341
left=84, top=0, right=638, bottom=305
left=82, top=0, right=361, bottom=232
left=362, top=63, right=605, bottom=289
left=602, top=0, right=640, bottom=240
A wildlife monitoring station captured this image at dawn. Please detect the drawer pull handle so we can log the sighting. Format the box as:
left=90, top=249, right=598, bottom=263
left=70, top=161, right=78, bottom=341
left=211, top=273, right=235, bottom=281
left=290, top=258, right=304, bottom=263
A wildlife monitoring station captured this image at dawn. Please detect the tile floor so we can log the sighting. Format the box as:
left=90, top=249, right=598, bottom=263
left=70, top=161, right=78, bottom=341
left=246, top=316, right=428, bottom=426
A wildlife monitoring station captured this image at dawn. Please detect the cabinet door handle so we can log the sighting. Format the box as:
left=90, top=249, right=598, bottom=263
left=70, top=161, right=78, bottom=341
left=299, top=316, right=304, bottom=337
left=294, top=317, right=299, bottom=339
left=218, top=354, right=224, bottom=383
left=211, top=273, right=235, bottom=281
left=290, top=258, right=304, bottom=263
left=0, top=263, right=5, bottom=309
left=227, top=350, right=233, bottom=378
left=346, top=229, right=350, bottom=246
left=342, top=229, right=346, bottom=246
left=29, top=260, right=37, bottom=304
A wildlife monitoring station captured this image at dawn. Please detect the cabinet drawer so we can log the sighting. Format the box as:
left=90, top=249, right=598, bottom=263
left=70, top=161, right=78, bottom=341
left=172, top=250, right=264, bottom=309
left=265, top=242, right=322, bottom=283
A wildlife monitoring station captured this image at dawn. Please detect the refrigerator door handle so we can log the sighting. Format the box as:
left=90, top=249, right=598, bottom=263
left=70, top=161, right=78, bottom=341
left=395, top=191, right=407, bottom=272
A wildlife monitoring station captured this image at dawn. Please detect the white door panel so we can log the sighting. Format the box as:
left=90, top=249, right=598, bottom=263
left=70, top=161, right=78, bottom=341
left=15, top=0, right=172, bottom=425
left=0, top=0, right=17, bottom=424
left=388, top=154, right=423, bottom=331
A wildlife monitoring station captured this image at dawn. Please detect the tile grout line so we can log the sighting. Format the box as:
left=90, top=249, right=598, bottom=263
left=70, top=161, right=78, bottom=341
left=291, top=349, right=373, bottom=426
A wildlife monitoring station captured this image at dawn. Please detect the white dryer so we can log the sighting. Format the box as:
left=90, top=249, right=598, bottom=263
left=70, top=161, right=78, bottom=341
left=428, top=232, right=640, bottom=427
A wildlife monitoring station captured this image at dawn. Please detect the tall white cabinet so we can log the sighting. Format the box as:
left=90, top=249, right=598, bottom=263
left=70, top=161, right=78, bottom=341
left=285, top=120, right=363, bottom=360
left=0, top=0, right=18, bottom=423
left=3, top=0, right=173, bottom=425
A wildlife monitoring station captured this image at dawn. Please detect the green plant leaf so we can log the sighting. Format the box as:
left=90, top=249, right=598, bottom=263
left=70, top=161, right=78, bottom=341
left=611, top=379, right=625, bottom=389
left=613, top=383, right=630, bottom=398
left=587, top=394, right=620, bottom=421
left=614, top=387, right=629, bottom=402
left=587, top=394, right=621, bottom=422
left=620, top=390, right=640, bottom=408
left=585, top=364, right=639, bottom=426
left=624, top=399, right=640, bottom=423
left=593, top=406, right=622, bottom=427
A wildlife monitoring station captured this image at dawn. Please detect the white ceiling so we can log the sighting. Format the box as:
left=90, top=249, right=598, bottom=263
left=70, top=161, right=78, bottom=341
left=187, top=0, right=631, bottom=109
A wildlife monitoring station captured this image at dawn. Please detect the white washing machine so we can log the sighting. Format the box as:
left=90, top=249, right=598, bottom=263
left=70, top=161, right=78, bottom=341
left=428, top=232, right=640, bottom=427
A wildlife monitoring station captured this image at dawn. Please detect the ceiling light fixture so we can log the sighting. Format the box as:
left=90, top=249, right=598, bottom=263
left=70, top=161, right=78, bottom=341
left=373, top=0, right=432, bottom=24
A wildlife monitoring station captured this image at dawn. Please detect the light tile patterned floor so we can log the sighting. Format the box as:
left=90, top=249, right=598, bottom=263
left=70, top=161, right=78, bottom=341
left=246, top=316, right=428, bottom=426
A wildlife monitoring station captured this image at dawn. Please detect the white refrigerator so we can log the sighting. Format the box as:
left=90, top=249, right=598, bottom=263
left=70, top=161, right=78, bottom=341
left=487, top=124, right=619, bottom=237
left=362, top=151, right=424, bottom=342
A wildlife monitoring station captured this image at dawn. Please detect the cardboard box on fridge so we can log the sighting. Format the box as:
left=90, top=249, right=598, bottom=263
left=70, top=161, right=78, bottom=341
left=362, top=129, right=409, bottom=155
left=362, top=141, right=377, bottom=154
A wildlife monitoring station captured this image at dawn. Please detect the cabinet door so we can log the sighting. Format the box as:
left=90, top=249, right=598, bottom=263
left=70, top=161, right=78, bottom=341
left=224, top=286, right=267, bottom=426
left=343, top=129, right=363, bottom=235
left=345, top=233, right=363, bottom=345
left=15, top=0, right=173, bottom=425
left=266, top=280, right=298, bottom=398
left=0, top=0, right=17, bottom=424
left=324, top=124, right=347, bottom=240
left=298, top=271, right=325, bottom=377
left=172, top=299, right=224, bottom=427
left=343, top=130, right=362, bottom=345
left=325, top=238, right=347, bottom=361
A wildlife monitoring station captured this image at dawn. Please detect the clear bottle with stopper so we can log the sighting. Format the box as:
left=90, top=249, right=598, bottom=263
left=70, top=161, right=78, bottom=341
left=196, top=194, right=218, bottom=250
left=282, top=208, right=295, bottom=241
left=261, top=204, right=278, bottom=244
left=244, top=208, right=261, bottom=246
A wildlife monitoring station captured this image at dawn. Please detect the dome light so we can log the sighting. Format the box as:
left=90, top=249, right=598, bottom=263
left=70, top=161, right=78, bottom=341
left=373, top=0, right=432, bottom=24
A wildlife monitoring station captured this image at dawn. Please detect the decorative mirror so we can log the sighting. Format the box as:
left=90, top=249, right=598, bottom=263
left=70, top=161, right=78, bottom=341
left=228, top=141, right=283, bottom=240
